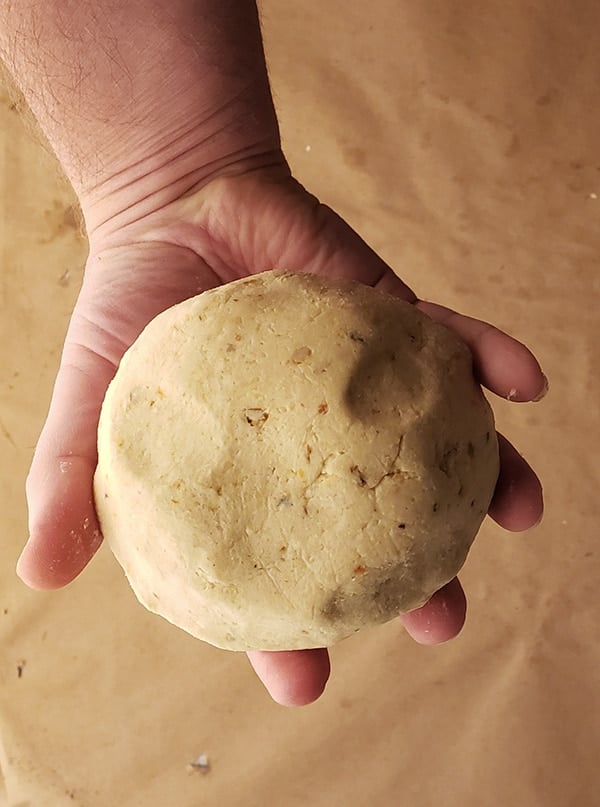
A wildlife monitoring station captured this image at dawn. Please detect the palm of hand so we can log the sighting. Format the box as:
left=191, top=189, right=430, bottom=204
left=21, top=170, right=544, bottom=705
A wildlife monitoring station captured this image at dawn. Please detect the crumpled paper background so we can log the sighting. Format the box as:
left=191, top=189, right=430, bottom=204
left=1, top=2, right=598, bottom=805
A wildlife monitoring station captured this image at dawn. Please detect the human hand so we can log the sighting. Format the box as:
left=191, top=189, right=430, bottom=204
left=19, top=166, right=545, bottom=705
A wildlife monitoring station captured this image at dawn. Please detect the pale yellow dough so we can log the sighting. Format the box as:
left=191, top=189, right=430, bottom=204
left=94, top=271, right=499, bottom=651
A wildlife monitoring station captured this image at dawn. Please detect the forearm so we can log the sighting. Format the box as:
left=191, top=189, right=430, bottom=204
left=0, top=0, right=282, bottom=233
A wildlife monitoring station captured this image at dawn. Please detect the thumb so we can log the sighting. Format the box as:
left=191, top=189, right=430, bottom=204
left=18, top=333, right=115, bottom=588
left=19, top=240, right=220, bottom=589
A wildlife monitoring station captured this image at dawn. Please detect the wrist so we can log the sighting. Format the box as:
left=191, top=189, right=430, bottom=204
left=1, top=1, right=282, bottom=237
left=81, top=105, right=285, bottom=242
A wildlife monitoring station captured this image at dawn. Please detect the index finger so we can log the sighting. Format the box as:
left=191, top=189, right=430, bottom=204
left=416, top=301, right=548, bottom=402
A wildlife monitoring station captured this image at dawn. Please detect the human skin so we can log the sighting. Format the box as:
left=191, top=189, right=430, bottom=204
left=0, top=1, right=545, bottom=706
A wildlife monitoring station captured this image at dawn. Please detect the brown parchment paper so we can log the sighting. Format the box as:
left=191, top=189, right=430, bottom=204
left=1, top=2, right=599, bottom=805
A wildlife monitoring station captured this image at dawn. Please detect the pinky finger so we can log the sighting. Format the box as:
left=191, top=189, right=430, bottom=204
left=246, top=648, right=331, bottom=706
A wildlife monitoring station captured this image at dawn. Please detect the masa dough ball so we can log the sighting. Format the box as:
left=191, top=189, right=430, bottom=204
left=94, top=271, right=499, bottom=651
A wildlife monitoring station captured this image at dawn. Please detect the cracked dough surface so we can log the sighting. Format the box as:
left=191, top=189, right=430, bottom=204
left=94, top=270, right=499, bottom=650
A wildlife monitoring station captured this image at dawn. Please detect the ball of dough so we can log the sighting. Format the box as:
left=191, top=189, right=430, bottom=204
left=94, top=270, right=499, bottom=651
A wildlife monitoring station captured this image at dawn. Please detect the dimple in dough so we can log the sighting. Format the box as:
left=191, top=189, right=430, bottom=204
left=94, top=270, right=499, bottom=651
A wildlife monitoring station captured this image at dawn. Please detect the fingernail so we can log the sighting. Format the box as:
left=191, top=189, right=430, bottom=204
left=533, top=373, right=549, bottom=402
